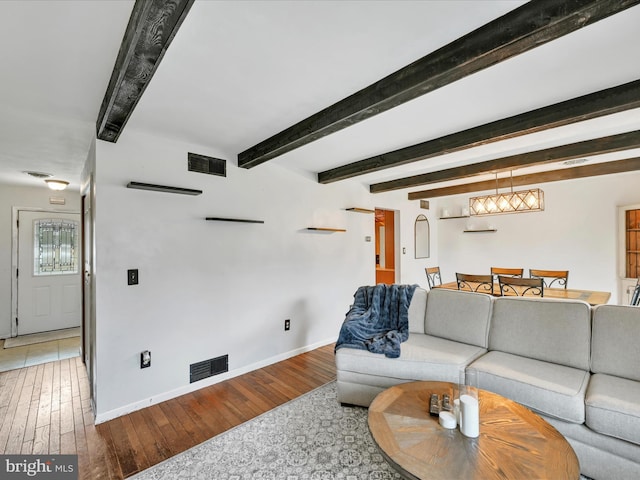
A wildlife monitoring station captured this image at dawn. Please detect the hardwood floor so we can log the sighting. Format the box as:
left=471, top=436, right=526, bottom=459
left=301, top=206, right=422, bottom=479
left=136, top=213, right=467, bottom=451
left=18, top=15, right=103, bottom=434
left=0, top=343, right=337, bottom=479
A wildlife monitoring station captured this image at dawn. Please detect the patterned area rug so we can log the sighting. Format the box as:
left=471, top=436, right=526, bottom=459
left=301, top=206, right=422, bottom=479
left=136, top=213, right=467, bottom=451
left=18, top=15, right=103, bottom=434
left=130, top=381, right=592, bottom=480
left=129, top=381, right=402, bottom=479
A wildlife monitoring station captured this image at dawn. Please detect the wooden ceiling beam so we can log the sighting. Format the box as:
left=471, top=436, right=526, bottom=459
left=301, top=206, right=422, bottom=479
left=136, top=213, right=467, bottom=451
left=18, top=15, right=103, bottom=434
left=238, top=0, right=640, bottom=170
left=407, top=157, right=640, bottom=200
left=96, top=0, right=195, bottom=143
left=370, top=130, right=640, bottom=193
left=319, top=79, right=640, bottom=183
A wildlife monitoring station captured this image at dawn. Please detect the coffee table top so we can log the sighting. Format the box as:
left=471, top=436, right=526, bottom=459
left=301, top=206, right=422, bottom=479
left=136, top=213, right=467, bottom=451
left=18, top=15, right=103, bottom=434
left=368, top=381, right=579, bottom=480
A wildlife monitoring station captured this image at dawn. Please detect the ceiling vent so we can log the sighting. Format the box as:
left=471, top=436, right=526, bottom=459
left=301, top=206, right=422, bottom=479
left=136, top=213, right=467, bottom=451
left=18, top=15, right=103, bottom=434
left=188, top=152, right=226, bottom=177
left=562, top=158, right=589, bottom=166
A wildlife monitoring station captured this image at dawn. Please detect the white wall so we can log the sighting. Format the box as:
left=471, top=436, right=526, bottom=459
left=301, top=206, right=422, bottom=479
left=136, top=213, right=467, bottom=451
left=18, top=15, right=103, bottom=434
left=432, top=171, right=640, bottom=303
left=92, top=130, right=441, bottom=420
left=0, top=184, right=80, bottom=339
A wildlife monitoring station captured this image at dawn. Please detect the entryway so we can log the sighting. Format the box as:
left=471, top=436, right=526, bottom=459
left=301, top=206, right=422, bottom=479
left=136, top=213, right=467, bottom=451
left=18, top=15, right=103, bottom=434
left=375, top=208, right=398, bottom=284
left=13, top=209, right=82, bottom=337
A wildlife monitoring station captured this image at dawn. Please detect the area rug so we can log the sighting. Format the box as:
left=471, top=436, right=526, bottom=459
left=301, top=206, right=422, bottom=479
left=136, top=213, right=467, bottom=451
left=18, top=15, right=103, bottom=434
left=129, top=381, right=593, bottom=480
left=129, top=381, right=402, bottom=479
left=3, top=326, right=80, bottom=348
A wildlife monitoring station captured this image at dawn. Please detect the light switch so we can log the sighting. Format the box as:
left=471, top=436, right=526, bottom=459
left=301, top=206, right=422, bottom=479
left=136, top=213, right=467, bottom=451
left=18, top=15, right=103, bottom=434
left=128, top=269, right=139, bottom=285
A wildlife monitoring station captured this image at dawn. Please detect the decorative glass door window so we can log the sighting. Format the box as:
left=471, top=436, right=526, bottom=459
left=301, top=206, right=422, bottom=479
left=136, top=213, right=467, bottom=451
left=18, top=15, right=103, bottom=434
left=33, top=219, right=79, bottom=275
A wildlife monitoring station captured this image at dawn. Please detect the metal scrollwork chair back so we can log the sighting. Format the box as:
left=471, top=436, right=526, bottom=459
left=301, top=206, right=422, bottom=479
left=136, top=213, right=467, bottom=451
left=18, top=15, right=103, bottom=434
left=491, top=267, right=523, bottom=283
left=425, top=267, right=442, bottom=289
left=529, top=269, right=569, bottom=289
left=456, top=273, right=494, bottom=295
left=499, top=275, right=544, bottom=297
left=631, top=278, right=640, bottom=306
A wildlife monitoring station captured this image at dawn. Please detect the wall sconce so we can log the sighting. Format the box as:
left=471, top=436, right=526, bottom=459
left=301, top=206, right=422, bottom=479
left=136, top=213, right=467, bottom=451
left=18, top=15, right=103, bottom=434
left=45, top=179, right=69, bottom=191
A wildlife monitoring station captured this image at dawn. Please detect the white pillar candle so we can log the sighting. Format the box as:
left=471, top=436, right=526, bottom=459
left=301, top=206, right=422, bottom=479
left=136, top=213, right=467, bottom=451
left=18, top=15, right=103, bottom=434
left=460, top=394, right=479, bottom=438
left=439, top=411, right=457, bottom=429
left=453, top=398, right=460, bottom=425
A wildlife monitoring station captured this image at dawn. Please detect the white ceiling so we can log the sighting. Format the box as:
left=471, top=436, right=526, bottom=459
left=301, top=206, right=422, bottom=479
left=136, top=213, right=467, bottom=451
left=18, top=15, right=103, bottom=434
left=1, top=0, right=639, bottom=193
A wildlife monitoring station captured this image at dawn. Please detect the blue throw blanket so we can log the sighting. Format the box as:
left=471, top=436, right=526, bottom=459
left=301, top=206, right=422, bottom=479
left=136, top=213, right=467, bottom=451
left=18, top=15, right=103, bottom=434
left=335, top=284, right=418, bottom=358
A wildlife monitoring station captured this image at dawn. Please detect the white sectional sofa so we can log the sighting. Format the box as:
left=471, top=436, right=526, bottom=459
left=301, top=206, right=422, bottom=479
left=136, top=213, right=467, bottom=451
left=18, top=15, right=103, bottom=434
left=334, top=287, right=640, bottom=480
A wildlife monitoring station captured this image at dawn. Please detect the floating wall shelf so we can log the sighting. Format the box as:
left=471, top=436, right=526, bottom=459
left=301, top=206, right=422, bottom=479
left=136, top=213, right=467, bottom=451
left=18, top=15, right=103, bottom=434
left=205, top=217, right=264, bottom=224
left=346, top=208, right=375, bottom=214
left=127, top=181, right=202, bottom=196
left=463, top=229, right=497, bottom=233
left=306, top=227, right=346, bottom=232
left=439, top=215, right=470, bottom=220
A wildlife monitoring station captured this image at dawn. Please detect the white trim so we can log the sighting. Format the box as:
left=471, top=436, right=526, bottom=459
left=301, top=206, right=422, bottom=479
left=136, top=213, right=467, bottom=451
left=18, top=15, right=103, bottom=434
left=94, top=337, right=336, bottom=424
left=10, top=207, right=81, bottom=338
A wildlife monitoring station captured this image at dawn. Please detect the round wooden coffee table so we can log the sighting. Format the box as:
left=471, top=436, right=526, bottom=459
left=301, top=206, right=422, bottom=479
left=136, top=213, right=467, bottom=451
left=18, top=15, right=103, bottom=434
left=368, top=381, right=579, bottom=479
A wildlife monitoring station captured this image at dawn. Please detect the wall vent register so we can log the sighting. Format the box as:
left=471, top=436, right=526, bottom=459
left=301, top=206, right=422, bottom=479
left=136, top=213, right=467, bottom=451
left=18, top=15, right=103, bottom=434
left=190, top=354, right=229, bottom=383
left=188, top=152, right=227, bottom=177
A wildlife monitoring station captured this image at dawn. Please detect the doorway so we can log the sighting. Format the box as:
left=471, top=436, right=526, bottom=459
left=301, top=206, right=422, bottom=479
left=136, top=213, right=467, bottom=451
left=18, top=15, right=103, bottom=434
left=14, top=209, right=82, bottom=336
left=375, top=208, right=398, bottom=284
left=618, top=203, right=640, bottom=304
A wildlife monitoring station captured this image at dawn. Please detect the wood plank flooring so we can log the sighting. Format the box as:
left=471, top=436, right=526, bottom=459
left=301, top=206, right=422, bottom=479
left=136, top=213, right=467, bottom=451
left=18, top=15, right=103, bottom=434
left=0, top=343, right=337, bottom=479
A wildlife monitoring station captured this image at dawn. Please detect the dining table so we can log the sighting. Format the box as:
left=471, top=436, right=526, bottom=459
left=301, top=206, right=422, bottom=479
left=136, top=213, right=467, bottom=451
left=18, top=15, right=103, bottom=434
left=436, top=281, right=611, bottom=306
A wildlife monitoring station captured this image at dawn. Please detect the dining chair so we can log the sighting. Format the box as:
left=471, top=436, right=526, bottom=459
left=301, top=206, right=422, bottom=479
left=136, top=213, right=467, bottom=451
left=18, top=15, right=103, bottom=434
left=456, top=273, right=494, bottom=295
left=631, top=278, right=640, bottom=306
left=529, top=269, right=569, bottom=289
left=491, top=267, right=523, bottom=283
left=425, top=267, right=442, bottom=289
left=498, top=275, right=544, bottom=297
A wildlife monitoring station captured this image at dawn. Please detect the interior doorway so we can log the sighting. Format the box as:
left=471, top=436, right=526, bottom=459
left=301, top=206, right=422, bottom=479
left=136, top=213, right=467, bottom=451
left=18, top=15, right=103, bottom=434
left=618, top=203, right=640, bottom=304
left=375, top=208, right=398, bottom=284
left=14, top=209, right=82, bottom=336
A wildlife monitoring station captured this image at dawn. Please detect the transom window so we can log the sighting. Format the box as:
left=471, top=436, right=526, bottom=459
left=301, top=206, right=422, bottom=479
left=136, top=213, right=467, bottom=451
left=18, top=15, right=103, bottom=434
left=33, top=219, right=79, bottom=276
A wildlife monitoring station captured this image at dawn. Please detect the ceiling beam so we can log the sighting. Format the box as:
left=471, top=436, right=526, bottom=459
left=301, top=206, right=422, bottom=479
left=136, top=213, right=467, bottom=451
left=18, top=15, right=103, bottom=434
left=96, top=0, right=195, bottom=143
left=319, top=79, right=640, bottom=184
left=238, top=0, right=640, bottom=170
left=407, top=157, right=640, bottom=200
left=370, top=130, right=640, bottom=193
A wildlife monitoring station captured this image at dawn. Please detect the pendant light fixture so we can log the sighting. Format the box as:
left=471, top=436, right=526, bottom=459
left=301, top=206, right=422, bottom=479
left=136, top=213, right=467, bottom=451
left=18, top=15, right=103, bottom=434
left=469, top=172, right=544, bottom=216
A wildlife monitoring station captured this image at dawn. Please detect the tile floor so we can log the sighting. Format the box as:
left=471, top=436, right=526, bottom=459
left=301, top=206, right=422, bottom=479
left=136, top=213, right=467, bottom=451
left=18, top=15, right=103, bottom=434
left=0, top=336, right=80, bottom=373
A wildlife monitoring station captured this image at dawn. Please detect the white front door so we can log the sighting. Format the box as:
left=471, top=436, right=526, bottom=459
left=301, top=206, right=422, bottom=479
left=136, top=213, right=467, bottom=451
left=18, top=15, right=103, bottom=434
left=17, top=210, right=82, bottom=335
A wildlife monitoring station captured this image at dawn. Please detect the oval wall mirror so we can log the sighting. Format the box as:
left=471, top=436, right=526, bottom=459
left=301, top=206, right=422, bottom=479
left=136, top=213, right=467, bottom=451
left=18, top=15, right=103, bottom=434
left=415, top=214, right=430, bottom=259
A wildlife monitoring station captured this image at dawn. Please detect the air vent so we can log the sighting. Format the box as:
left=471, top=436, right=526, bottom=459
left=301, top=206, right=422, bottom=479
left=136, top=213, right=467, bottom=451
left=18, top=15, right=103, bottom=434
left=562, top=158, right=589, bottom=166
left=190, top=354, right=228, bottom=383
left=188, top=152, right=226, bottom=177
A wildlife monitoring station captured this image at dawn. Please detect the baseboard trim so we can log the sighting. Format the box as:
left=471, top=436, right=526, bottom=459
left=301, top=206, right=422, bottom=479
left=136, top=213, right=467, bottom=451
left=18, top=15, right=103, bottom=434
left=94, top=337, right=335, bottom=424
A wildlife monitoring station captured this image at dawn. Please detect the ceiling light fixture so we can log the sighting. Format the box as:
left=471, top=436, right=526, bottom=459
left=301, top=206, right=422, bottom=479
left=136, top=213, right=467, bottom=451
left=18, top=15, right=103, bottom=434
left=469, top=172, right=544, bottom=216
left=45, top=179, right=70, bottom=191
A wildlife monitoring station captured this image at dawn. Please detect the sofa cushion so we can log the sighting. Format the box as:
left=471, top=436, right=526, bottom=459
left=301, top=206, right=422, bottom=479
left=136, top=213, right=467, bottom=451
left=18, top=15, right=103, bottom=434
left=407, top=287, right=427, bottom=334
left=335, top=333, right=487, bottom=384
left=470, top=351, right=589, bottom=423
left=424, top=289, right=492, bottom=348
left=489, top=297, right=591, bottom=370
left=591, top=304, right=640, bottom=381
left=586, top=373, right=640, bottom=446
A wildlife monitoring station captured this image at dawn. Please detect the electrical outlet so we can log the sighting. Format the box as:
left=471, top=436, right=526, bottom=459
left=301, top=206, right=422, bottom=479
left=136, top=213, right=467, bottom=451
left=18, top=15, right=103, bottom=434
left=284, top=319, right=291, bottom=331
left=140, top=350, right=151, bottom=368
left=128, top=269, right=139, bottom=285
